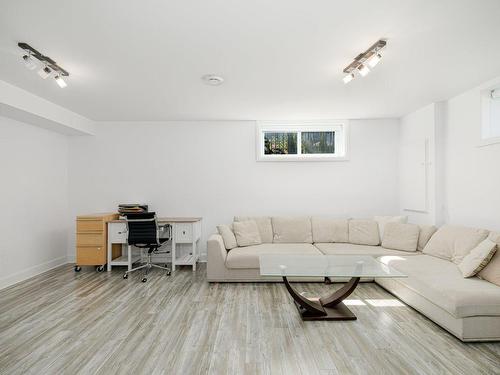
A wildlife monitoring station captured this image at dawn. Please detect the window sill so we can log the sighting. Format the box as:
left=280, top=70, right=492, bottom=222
left=256, top=156, right=350, bottom=162
left=477, top=136, right=500, bottom=148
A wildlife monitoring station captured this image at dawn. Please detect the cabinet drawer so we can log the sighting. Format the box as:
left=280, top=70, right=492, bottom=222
left=175, top=223, right=193, bottom=243
left=77, top=220, right=104, bottom=232
left=77, top=232, right=105, bottom=246
left=109, top=222, right=128, bottom=243
left=76, top=246, right=106, bottom=265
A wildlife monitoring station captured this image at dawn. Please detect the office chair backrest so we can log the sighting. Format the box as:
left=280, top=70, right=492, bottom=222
left=125, top=212, right=159, bottom=246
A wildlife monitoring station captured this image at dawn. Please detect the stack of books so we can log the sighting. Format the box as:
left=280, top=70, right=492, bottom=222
left=118, top=204, right=148, bottom=215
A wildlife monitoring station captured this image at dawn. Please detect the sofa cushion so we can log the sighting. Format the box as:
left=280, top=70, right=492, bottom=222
left=382, top=222, right=419, bottom=252
left=314, top=243, right=419, bottom=257
left=234, top=216, right=273, bottom=243
left=225, top=243, right=321, bottom=269
left=348, top=219, right=380, bottom=246
left=311, top=217, right=348, bottom=243
left=271, top=217, right=312, bottom=243
left=217, top=224, right=237, bottom=250
left=458, top=239, right=497, bottom=277
left=374, top=215, right=408, bottom=239
left=233, top=220, right=262, bottom=247
left=418, top=225, right=438, bottom=251
left=378, top=254, right=500, bottom=318
left=478, top=232, right=500, bottom=286
left=422, top=225, right=489, bottom=264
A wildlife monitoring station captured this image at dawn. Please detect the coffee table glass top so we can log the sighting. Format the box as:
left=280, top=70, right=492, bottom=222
left=259, top=254, right=406, bottom=278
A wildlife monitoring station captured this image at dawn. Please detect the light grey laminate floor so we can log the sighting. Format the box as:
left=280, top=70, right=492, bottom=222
left=0, top=264, right=499, bottom=375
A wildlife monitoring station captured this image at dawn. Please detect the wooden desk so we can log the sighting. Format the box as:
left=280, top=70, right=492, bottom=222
left=107, top=217, right=202, bottom=272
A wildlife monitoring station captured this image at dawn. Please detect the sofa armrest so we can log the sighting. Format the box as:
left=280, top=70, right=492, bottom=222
left=207, top=234, right=228, bottom=281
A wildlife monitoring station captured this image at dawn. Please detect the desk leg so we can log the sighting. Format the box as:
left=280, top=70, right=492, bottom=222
left=127, top=245, right=132, bottom=272
left=172, top=240, right=176, bottom=272
left=107, top=238, right=112, bottom=272
left=192, top=240, right=197, bottom=272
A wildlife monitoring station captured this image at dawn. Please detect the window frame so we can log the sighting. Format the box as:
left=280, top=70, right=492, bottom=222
left=479, top=86, right=500, bottom=147
left=256, top=120, right=349, bottom=161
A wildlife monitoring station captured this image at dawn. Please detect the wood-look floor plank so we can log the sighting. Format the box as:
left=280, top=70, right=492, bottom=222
left=0, top=264, right=499, bottom=375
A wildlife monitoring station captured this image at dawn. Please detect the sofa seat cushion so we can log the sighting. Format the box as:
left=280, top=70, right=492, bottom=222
left=225, top=243, right=321, bottom=269
left=377, top=255, right=500, bottom=318
left=314, top=243, right=420, bottom=257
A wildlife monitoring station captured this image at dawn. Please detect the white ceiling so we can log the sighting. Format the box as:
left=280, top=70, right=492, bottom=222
left=1, top=0, right=500, bottom=121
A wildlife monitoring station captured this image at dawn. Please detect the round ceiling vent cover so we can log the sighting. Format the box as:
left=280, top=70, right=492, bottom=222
left=202, top=74, right=224, bottom=86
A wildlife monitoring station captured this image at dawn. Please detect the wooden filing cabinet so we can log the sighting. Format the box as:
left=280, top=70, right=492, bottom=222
left=75, top=213, right=119, bottom=272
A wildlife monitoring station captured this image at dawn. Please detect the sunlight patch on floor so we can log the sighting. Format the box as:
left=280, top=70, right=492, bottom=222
left=365, top=299, right=405, bottom=307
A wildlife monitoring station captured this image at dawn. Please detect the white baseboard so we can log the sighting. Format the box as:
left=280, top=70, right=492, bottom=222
left=0, top=256, right=68, bottom=291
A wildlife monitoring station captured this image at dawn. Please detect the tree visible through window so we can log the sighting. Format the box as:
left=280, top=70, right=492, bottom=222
left=264, top=132, right=297, bottom=154
left=301, top=131, right=335, bottom=154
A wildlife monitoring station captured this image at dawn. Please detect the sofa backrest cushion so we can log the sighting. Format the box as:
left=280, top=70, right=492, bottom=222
left=217, top=224, right=237, bottom=250
left=458, top=238, right=497, bottom=277
left=417, top=225, right=438, bottom=251
left=311, top=217, right=349, bottom=243
left=478, top=232, right=500, bottom=286
left=348, top=219, right=380, bottom=246
left=234, top=216, right=273, bottom=243
left=272, top=216, right=312, bottom=243
left=374, top=215, right=408, bottom=239
left=382, top=222, right=420, bottom=252
left=423, top=225, right=489, bottom=264
left=233, top=220, right=262, bottom=247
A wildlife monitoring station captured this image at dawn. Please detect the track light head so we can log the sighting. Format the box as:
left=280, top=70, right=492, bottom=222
left=343, top=73, right=354, bottom=84
left=38, top=66, right=52, bottom=79
left=357, top=64, right=370, bottom=77
left=367, top=53, right=382, bottom=68
left=54, top=74, right=67, bottom=88
left=22, top=53, right=37, bottom=70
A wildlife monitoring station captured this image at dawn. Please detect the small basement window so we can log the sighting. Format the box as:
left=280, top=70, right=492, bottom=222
left=256, top=121, right=348, bottom=161
left=480, top=87, right=500, bottom=146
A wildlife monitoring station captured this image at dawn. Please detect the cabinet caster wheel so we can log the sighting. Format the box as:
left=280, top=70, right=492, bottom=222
left=123, top=274, right=128, bottom=279
left=74, top=266, right=81, bottom=272
left=141, top=277, right=147, bottom=283
left=96, top=265, right=104, bottom=272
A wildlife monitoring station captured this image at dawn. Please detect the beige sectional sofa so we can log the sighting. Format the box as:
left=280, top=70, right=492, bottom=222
left=207, top=216, right=500, bottom=341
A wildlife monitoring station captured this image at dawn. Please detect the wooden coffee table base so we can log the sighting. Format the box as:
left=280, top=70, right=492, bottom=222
left=283, top=276, right=360, bottom=321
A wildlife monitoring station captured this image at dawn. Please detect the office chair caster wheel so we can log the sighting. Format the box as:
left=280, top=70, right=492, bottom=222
left=166, top=270, right=171, bottom=276
left=123, top=273, right=128, bottom=279
left=74, top=266, right=81, bottom=272
left=142, top=277, right=147, bottom=283
left=96, top=265, right=104, bottom=272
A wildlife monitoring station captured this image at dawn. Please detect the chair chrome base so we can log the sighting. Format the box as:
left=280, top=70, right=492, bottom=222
left=123, top=252, right=171, bottom=282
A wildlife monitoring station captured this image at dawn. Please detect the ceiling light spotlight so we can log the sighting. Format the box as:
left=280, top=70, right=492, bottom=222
left=38, top=65, right=52, bottom=79
left=202, top=74, right=224, bottom=86
left=343, top=73, right=354, bottom=84
left=357, top=64, right=370, bottom=77
left=367, top=53, right=382, bottom=68
left=54, top=74, right=67, bottom=88
left=22, top=52, right=37, bottom=70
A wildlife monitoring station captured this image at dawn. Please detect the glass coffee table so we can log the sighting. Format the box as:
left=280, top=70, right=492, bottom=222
left=259, top=254, right=406, bottom=321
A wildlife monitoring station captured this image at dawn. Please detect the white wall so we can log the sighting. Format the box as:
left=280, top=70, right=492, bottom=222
left=67, top=119, right=400, bottom=258
left=444, top=77, right=500, bottom=231
left=0, top=116, right=69, bottom=289
left=399, top=75, right=500, bottom=231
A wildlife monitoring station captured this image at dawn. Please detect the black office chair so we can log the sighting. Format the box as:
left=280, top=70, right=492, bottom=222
left=122, top=212, right=171, bottom=282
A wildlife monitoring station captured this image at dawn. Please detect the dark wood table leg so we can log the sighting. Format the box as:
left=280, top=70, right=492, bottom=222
left=282, top=276, right=360, bottom=321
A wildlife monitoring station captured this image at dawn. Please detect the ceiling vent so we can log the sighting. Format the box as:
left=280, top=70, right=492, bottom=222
left=202, top=75, right=224, bottom=86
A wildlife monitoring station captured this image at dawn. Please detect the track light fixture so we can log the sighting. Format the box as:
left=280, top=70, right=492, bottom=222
left=342, top=39, right=386, bottom=83
left=18, top=42, right=69, bottom=88
left=38, top=65, right=52, bottom=79
left=22, top=51, right=37, bottom=70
